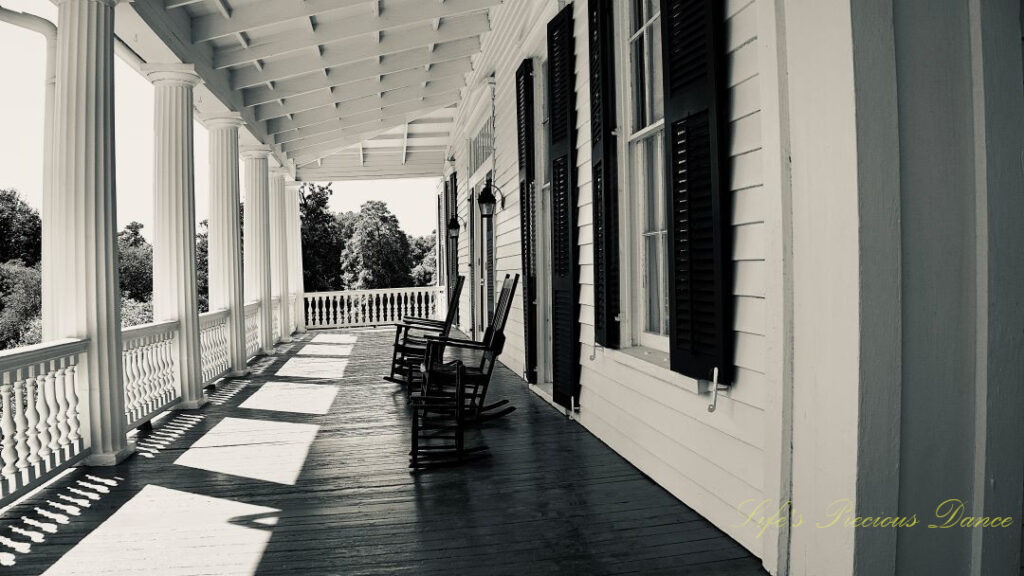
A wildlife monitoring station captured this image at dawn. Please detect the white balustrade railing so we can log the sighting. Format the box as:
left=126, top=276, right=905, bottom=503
left=121, top=320, right=180, bottom=429
left=199, top=309, right=230, bottom=385
left=0, top=338, right=89, bottom=505
left=271, top=297, right=282, bottom=343
left=304, top=286, right=446, bottom=329
left=244, top=301, right=261, bottom=359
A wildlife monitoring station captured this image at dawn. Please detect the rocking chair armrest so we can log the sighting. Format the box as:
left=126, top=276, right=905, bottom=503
left=425, top=335, right=488, bottom=351
left=403, top=316, right=445, bottom=327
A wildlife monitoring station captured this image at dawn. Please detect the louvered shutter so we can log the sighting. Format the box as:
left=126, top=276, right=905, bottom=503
left=588, top=0, right=620, bottom=349
left=547, top=5, right=581, bottom=409
left=516, top=59, right=539, bottom=384
left=660, top=0, right=733, bottom=383
left=448, top=172, right=459, bottom=324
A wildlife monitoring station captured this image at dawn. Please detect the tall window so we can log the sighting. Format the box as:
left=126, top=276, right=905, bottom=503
left=627, top=0, right=667, bottom=350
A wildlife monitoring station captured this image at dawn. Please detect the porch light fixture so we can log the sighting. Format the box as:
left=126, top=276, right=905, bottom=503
left=447, top=215, right=462, bottom=239
left=477, top=176, right=504, bottom=218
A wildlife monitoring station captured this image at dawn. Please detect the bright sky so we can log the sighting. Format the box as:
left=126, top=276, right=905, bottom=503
left=0, top=1, right=437, bottom=240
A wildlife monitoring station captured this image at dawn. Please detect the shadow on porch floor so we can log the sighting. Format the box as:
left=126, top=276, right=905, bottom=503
left=0, top=329, right=768, bottom=575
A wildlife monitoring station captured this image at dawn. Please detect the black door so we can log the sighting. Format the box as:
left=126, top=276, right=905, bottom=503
left=547, top=5, right=580, bottom=409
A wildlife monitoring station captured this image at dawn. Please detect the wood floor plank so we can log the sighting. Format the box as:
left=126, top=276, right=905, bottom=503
left=0, top=328, right=768, bottom=575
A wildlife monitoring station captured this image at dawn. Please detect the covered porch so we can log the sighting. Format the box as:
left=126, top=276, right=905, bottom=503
left=0, top=328, right=764, bottom=575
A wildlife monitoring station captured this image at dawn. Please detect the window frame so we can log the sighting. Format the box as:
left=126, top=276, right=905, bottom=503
left=617, top=0, right=669, bottom=353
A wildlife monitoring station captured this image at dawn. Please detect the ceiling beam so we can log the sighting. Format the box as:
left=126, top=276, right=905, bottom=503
left=265, top=71, right=467, bottom=132
left=241, top=40, right=479, bottom=106
left=213, top=0, right=496, bottom=69
left=165, top=0, right=204, bottom=9
left=290, top=109, right=456, bottom=165
left=278, top=93, right=460, bottom=149
left=254, top=58, right=471, bottom=122
left=230, top=15, right=488, bottom=89
left=212, top=0, right=232, bottom=19
left=191, top=0, right=368, bottom=43
left=402, top=122, right=409, bottom=165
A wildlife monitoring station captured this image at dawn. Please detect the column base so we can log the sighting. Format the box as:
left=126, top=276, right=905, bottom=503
left=175, top=397, right=210, bottom=410
left=280, top=336, right=293, bottom=343
left=85, top=443, right=136, bottom=467
left=229, top=368, right=251, bottom=377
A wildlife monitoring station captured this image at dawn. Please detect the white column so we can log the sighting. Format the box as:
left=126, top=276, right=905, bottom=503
left=206, top=113, right=248, bottom=376
left=142, top=63, right=206, bottom=410
left=287, top=180, right=306, bottom=333
left=242, top=146, right=274, bottom=354
left=270, top=169, right=291, bottom=343
left=51, top=0, right=131, bottom=465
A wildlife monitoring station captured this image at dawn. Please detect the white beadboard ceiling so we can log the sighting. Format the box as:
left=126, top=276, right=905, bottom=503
left=126, top=0, right=499, bottom=180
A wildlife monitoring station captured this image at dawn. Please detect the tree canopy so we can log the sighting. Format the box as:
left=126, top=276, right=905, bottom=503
left=339, top=200, right=414, bottom=289
left=0, top=189, right=42, bottom=267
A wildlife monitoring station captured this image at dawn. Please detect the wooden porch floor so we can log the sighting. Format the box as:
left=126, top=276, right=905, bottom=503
left=0, top=329, right=767, bottom=575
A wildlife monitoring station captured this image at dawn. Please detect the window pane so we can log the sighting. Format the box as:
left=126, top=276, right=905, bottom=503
left=645, top=235, right=661, bottom=332
left=631, top=38, right=647, bottom=129
left=649, top=18, right=664, bottom=122
left=632, top=0, right=645, bottom=32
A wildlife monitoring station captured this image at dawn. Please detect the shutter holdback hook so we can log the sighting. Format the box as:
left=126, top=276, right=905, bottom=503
left=706, top=367, right=723, bottom=413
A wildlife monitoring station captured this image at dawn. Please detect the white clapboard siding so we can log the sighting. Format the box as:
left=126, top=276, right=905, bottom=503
left=442, top=0, right=772, bottom=562
left=571, top=0, right=769, bottom=558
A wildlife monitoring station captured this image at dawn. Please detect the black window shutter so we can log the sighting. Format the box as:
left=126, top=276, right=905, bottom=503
left=547, top=5, right=581, bottom=408
left=660, top=0, right=733, bottom=383
left=588, top=0, right=620, bottom=349
left=448, top=172, right=459, bottom=324
left=516, top=59, right=539, bottom=384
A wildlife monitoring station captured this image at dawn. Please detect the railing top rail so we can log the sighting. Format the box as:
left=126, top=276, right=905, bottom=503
left=244, top=300, right=260, bottom=313
left=305, top=286, right=445, bottom=298
left=122, top=319, right=180, bottom=341
left=199, top=308, right=230, bottom=326
left=0, top=338, right=89, bottom=373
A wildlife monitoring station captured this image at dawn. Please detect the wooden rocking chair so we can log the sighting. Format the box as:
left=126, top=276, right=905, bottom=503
left=417, top=274, right=519, bottom=424
left=409, top=360, right=489, bottom=469
left=385, top=276, right=464, bottom=387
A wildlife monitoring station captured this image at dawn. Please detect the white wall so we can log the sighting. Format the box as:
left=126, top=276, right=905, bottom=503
left=576, top=0, right=775, bottom=559
left=444, top=0, right=786, bottom=569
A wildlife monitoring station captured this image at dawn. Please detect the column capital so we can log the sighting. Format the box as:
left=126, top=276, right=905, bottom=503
left=203, top=113, right=244, bottom=130
left=141, top=63, right=202, bottom=87
left=270, top=166, right=291, bottom=179
left=240, top=145, right=272, bottom=160
left=285, top=180, right=302, bottom=193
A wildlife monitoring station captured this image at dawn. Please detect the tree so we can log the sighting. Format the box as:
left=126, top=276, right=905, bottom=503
left=118, top=222, right=153, bottom=303
left=409, top=232, right=436, bottom=287
left=300, top=183, right=347, bottom=291
left=340, top=200, right=413, bottom=289
left=0, top=260, right=41, bottom=349
left=0, top=189, right=42, bottom=268
left=196, top=219, right=209, bottom=313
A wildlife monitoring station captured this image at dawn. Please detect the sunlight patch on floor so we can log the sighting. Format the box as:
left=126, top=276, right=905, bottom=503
left=41, top=485, right=278, bottom=576
left=239, top=382, right=339, bottom=415
left=275, top=356, right=349, bottom=379
left=294, top=343, right=354, bottom=357
left=312, top=333, right=358, bottom=344
left=174, top=418, right=318, bottom=485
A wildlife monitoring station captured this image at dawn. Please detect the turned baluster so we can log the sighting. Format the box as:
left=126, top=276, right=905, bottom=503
left=24, top=364, right=42, bottom=466
left=53, top=361, right=69, bottom=449
left=1, top=372, right=18, bottom=476
left=13, top=369, right=31, bottom=469
left=65, top=360, right=81, bottom=443
left=40, top=360, right=57, bottom=460
left=34, top=362, right=52, bottom=462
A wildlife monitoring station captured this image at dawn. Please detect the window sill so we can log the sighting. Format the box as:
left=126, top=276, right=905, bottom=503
left=598, top=345, right=709, bottom=396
